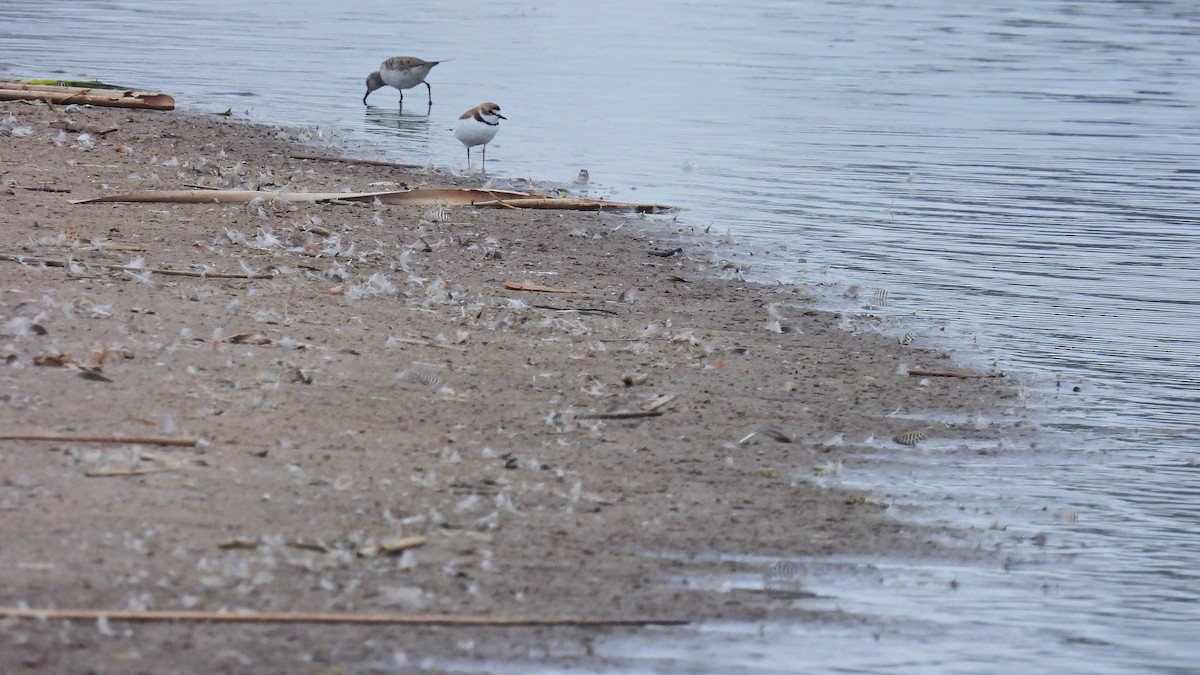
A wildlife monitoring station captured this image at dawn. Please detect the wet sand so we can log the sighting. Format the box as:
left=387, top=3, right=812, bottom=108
left=1, top=101, right=1018, bottom=671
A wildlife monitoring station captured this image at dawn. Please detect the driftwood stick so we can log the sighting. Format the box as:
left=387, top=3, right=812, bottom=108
left=0, top=432, right=198, bottom=447
left=0, top=85, right=174, bottom=110
left=906, top=369, right=1004, bottom=379
left=0, top=607, right=687, bottom=627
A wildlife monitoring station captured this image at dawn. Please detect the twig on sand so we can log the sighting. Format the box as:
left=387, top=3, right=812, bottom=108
left=504, top=281, right=577, bottom=294
left=531, top=304, right=618, bottom=316
left=0, top=253, right=273, bottom=280
left=11, top=185, right=72, bottom=193
left=0, top=432, right=198, bottom=447
left=150, top=267, right=274, bottom=279
left=0, top=607, right=688, bottom=627
left=580, top=410, right=665, bottom=420
left=906, top=369, right=1004, bottom=379
left=289, top=153, right=422, bottom=170
left=386, top=337, right=468, bottom=352
left=84, top=465, right=197, bottom=478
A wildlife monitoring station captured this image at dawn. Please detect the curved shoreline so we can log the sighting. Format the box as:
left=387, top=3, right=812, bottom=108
left=1, top=101, right=1020, bottom=670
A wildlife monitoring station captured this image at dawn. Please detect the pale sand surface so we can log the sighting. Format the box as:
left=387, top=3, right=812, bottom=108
left=0, top=102, right=1022, bottom=672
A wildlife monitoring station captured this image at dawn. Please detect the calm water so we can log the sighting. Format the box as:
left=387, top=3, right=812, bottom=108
left=4, top=0, right=1199, bottom=671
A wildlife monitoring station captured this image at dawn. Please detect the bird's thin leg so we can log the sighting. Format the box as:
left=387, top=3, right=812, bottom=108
left=398, top=90, right=404, bottom=110
left=482, top=145, right=487, bottom=173
left=424, top=81, right=433, bottom=107
left=466, top=147, right=472, bottom=171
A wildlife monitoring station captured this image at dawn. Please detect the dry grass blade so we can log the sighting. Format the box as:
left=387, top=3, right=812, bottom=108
left=0, top=607, right=688, bottom=627
left=0, top=253, right=273, bottom=280
left=84, top=465, right=194, bottom=478
left=531, top=304, right=618, bottom=316
left=504, top=282, right=578, bottom=294
left=71, top=187, right=533, bottom=206
left=472, top=197, right=677, bottom=214
left=580, top=410, right=664, bottom=420
left=11, top=185, right=72, bottom=193
left=386, top=337, right=467, bottom=352
left=906, top=368, right=1004, bottom=379
left=0, top=432, right=198, bottom=447
left=289, top=153, right=423, bottom=170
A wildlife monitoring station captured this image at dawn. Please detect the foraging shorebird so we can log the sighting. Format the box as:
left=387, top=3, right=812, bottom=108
left=363, top=56, right=440, bottom=107
left=453, top=102, right=505, bottom=171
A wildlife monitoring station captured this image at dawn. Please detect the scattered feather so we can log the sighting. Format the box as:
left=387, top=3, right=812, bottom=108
left=347, top=272, right=398, bottom=299
left=812, top=460, right=843, bottom=476
left=893, top=430, right=927, bottom=446
left=124, top=269, right=156, bottom=287
left=738, top=428, right=793, bottom=445
left=397, top=368, right=440, bottom=386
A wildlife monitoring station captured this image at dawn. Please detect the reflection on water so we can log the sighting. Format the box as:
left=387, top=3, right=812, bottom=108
left=362, top=104, right=437, bottom=148
left=3, top=0, right=1199, bottom=671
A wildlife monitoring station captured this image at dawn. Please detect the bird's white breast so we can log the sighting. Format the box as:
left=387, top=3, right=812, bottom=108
left=454, top=117, right=499, bottom=147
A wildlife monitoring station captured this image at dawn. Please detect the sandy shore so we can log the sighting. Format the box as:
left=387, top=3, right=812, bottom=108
left=1, top=101, right=1018, bottom=671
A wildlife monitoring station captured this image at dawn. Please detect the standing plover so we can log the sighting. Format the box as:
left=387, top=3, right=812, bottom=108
left=453, top=102, right=505, bottom=171
left=363, top=56, right=440, bottom=107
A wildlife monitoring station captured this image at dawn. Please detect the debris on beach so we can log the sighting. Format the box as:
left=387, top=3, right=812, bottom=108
left=73, top=187, right=676, bottom=213
left=0, top=81, right=174, bottom=110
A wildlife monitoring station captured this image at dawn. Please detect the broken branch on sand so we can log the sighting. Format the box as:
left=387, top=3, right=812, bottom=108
left=0, top=607, right=688, bottom=627
left=906, top=368, right=1005, bottom=379
left=0, top=82, right=174, bottom=110
left=504, top=282, right=578, bottom=294
left=0, top=432, right=198, bottom=447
